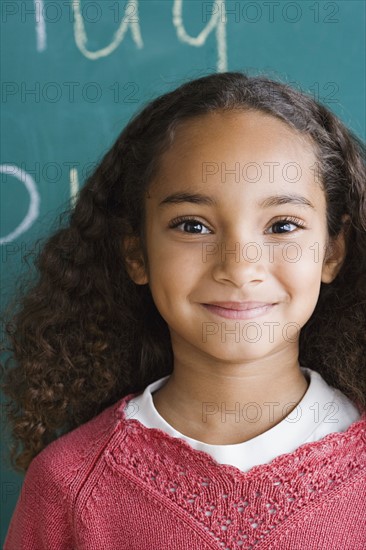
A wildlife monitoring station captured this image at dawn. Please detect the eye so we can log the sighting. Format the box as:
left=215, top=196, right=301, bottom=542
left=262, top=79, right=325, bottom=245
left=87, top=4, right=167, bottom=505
left=168, top=216, right=211, bottom=234
left=267, top=217, right=306, bottom=234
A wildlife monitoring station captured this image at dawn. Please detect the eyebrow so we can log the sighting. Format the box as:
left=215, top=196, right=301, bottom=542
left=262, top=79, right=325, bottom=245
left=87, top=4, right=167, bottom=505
left=159, top=192, right=217, bottom=207
left=158, top=192, right=315, bottom=209
left=259, top=194, right=315, bottom=209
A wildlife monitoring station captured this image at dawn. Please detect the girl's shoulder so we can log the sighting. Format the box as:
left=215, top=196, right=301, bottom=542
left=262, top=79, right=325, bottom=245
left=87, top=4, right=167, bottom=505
left=4, top=392, right=137, bottom=549
left=23, top=392, right=137, bottom=495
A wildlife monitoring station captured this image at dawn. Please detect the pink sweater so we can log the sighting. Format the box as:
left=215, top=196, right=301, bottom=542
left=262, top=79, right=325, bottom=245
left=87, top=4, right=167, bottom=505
left=4, top=391, right=366, bottom=550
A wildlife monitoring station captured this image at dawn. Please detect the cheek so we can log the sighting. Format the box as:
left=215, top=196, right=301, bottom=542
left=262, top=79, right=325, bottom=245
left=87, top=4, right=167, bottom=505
left=276, top=239, right=323, bottom=275
left=275, top=245, right=323, bottom=311
left=146, top=238, right=204, bottom=307
left=148, top=233, right=204, bottom=276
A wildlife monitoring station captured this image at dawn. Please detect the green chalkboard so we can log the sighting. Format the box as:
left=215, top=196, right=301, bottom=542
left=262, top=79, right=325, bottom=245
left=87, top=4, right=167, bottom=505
left=1, top=0, right=365, bottom=544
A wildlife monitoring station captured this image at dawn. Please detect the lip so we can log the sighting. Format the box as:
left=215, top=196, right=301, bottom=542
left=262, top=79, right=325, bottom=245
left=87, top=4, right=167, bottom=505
left=204, top=301, right=273, bottom=310
left=201, top=302, right=276, bottom=320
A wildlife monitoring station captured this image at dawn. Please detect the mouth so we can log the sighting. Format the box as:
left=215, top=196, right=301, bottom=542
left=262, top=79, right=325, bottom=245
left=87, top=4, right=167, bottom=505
left=201, top=302, right=277, bottom=320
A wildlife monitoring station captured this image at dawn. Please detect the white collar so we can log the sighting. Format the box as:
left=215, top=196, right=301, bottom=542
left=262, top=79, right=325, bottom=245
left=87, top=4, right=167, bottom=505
left=125, top=367, right=360, bottom=471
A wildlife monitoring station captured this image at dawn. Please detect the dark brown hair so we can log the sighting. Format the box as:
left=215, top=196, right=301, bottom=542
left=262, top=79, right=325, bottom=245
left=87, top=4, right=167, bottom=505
left=1, top=71, right=365, bottom=473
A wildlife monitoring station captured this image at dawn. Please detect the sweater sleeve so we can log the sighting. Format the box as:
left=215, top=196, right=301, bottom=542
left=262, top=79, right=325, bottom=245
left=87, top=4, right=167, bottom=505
left=3, top=450, right=75, bottom=550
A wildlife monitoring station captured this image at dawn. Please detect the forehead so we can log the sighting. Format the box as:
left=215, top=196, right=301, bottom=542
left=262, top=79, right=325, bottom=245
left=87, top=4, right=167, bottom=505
left=148, top=110, right=323, bottom=204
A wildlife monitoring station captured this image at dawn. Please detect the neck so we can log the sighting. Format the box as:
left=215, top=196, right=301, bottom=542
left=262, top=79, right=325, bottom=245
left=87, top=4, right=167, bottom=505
left=152, top=352, right=309, bottom=445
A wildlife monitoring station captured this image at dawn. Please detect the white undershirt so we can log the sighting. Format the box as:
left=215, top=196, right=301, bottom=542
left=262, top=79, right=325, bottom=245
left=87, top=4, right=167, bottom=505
left=125, top=367, right=361, bottom=472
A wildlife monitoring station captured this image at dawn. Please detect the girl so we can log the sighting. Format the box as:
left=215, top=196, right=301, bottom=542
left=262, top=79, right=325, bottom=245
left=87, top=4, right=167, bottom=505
left=2, top=71, right=365, bottom=549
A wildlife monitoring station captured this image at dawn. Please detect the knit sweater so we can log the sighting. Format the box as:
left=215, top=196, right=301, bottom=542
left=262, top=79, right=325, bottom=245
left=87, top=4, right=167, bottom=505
left=4, top=391, right=366, bottom=550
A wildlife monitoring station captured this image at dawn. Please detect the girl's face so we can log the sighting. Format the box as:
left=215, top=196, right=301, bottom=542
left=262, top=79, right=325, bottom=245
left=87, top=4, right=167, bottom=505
left=126, top=110, right=346, bottom=365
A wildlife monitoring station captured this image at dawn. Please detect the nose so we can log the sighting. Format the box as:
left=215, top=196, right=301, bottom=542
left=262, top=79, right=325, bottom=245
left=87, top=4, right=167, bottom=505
left=210, top=239, right=267, bottom=287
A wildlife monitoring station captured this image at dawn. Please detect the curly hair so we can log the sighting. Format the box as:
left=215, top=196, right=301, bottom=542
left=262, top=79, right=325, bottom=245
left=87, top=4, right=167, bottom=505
left=1, top=71, right=365, bottom=473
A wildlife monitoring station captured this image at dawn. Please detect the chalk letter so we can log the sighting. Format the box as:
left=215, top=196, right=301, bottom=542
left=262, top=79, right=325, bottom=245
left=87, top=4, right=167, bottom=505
left=173, top=0, right=227, bottom=72
left=72, top=0, right=143, bottom=60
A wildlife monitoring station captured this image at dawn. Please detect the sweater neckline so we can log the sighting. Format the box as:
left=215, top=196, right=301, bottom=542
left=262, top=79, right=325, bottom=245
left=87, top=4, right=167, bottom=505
left=114, top=391, right=366, bottom=482
left=125, top=367, right=361, bottom=473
